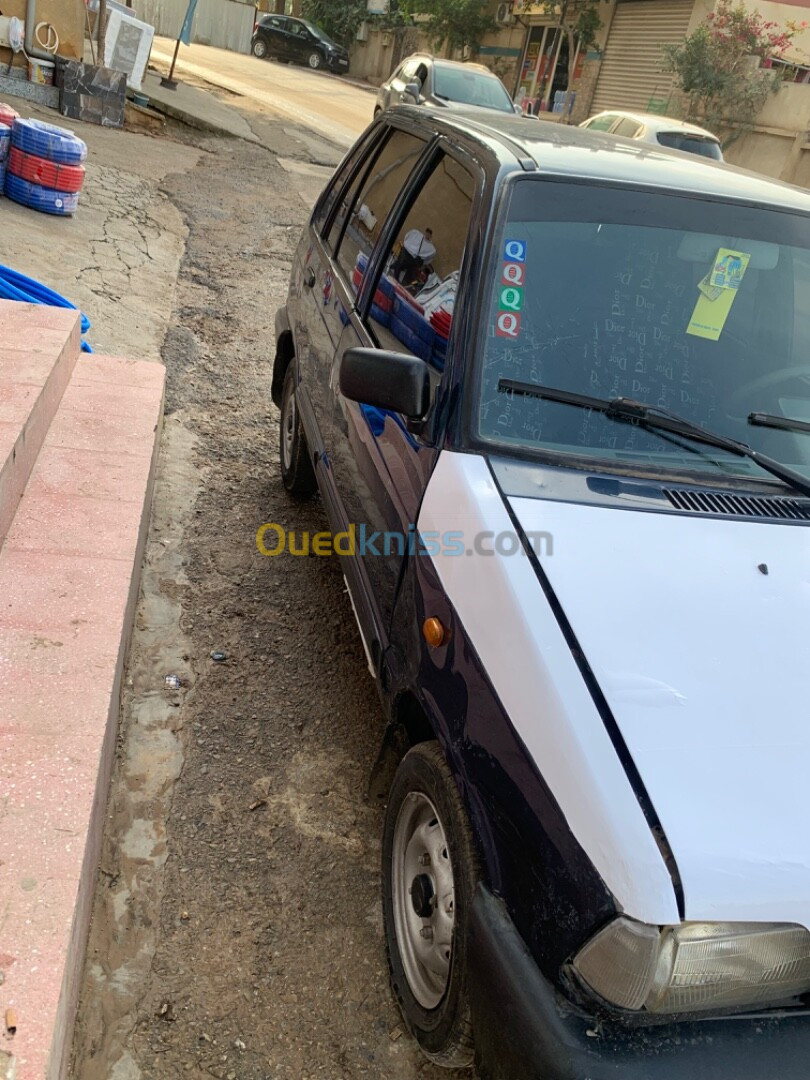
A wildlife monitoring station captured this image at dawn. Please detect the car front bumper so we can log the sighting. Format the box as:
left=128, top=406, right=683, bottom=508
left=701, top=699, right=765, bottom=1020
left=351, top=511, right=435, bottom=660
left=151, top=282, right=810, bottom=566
left=469, top=885, right=810, bottom=1080
left=327, top=56, right=349, bottom=72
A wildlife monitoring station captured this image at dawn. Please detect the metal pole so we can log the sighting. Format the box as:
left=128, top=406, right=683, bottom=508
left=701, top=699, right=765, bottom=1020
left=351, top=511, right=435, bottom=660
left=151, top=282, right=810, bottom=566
left=97, top=0, right=107, bottom=64
left=161, top=36, right=182, bottom=89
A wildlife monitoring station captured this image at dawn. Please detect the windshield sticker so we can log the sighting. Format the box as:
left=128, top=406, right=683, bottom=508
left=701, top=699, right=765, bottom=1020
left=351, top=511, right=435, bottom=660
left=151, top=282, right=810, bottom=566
left=502, top=262, right=525, bottom=286
left=687, top=248, right=751, bottom=341
left=504, top=239, right=527, bottom=263
left=711, top=248, right=750, bottom=290
left=496, top=311, right=521, bottom=338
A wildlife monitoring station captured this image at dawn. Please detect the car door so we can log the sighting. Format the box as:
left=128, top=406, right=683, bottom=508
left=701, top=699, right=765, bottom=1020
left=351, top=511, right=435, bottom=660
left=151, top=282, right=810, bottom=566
left=262, top=16, right=283, bottom=55
left=328, top=137, right=481, bottom=656
left=292, top=126, right=386, bottom=481
left=288, top=20, right=310, bottom=64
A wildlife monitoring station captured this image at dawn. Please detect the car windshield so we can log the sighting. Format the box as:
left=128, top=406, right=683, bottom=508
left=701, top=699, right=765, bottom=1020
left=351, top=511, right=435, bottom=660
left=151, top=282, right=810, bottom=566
left=433, top=65, right=513, bottom=112
left=302, top=20, right=337, bottom=46
left=475, top=178, right=810, bottom=484
left=657, top=132, right=723, bottom=160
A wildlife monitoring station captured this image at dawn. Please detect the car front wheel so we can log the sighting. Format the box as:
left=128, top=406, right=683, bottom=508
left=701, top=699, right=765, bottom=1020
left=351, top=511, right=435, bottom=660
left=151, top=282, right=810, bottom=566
left=307, top=50, right=324, bottom=70
left=252, top=38, right=268, bottom=59
left=383, top=742, right=480, bottom=1068
left=279, top=364, right=316, bottom=498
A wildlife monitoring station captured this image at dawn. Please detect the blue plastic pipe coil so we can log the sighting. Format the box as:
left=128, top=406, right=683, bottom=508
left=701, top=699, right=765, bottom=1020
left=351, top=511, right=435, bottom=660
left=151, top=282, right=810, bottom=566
left=0, top=264, right=93, bottom=352
left=10, top=118, right=87, bottom=165
left=4, top=173, right=80, bottom=216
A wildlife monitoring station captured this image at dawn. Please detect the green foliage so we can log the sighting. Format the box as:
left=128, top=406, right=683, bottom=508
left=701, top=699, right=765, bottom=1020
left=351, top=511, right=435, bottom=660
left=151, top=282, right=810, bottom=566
left=662, top=0, right=803, bottom=144
left=300, top=0, right=369, bottom=46
left=399, top=0, right=496, bottom=54
left=538, top=0, right=604, bottom=54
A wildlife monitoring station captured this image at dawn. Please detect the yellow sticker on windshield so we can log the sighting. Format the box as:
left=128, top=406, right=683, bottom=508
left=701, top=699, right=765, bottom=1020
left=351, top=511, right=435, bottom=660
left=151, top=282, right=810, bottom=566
left=687, top=248, right=751, bottom=341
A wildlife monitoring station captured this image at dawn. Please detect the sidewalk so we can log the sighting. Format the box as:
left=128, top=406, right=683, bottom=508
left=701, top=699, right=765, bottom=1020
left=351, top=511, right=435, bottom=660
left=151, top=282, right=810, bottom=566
left=142, top=71, right=261, bottom=144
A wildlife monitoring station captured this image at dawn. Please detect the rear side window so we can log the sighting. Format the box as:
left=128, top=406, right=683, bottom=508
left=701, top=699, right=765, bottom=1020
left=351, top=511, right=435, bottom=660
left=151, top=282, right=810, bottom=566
left=313, top=129, right=381, bottom=236
left=332, top=129, right=427, bottom=282
left=614, top=117, right=641, bottom=138
left=657, top=132, right=723, bottom=160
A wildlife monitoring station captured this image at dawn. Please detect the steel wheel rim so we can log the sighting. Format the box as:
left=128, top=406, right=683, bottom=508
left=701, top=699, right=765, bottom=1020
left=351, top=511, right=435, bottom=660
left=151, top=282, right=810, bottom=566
left=282, top=383, right=296, bottom=470
left=391, top=791, right=456, bottom=1009
left=254, top=40, right=267, bottom=57
left=309, top=53, right=321, bottom=68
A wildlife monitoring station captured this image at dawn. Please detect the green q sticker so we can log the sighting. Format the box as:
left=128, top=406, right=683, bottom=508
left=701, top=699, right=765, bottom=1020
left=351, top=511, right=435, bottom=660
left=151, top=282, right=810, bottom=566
left=500, top=286, right=523, bottom=312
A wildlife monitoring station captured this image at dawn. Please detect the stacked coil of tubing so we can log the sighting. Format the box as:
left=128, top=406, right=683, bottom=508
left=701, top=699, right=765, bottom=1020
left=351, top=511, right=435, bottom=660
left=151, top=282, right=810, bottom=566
left=5, top=118, right=87, bottom=216
left=0, top=265, right=93, bottom=353
left=0, top=122, right=9, bottom=197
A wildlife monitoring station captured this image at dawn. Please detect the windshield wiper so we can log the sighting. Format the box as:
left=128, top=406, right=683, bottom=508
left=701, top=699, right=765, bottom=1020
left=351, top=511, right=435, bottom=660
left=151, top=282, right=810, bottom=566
left=498, top=379, right=810, bottom=498
left=749, top=412, right=810, bottom=435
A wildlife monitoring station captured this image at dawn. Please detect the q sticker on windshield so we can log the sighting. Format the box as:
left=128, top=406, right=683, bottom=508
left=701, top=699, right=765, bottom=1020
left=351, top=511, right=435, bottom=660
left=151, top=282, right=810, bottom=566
left=497, top=240, right=526, bottom=338
left=687, top=247, right=751, bottom=341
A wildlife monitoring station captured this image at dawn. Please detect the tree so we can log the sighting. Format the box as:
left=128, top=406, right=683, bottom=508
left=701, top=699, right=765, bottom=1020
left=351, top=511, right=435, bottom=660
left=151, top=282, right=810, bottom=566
left=662, top=0, right=806, bottom=146
left=399, top=0, right=496, bottom=55
left=537, top=0, right=607, bottom=118
left=300, top=0, right=369, bottom=46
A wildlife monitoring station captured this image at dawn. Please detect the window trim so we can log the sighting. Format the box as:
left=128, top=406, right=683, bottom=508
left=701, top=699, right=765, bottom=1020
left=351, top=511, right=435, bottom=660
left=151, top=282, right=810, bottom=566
left=312, top=123, right=386, bottom=242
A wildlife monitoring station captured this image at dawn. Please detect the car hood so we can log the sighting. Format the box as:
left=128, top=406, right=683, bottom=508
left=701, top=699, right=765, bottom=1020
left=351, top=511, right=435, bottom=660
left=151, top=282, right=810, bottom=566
left=510, top=493, right=810, bottom=928
left=426, top=97, right=514, bottom=117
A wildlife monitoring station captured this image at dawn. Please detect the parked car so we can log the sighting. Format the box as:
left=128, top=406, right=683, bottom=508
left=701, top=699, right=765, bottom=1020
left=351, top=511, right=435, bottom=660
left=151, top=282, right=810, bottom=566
left=580, top=109, right=723, bottom=160
left=273, top=105, right=810, bottom=1079
left=375, top=54, right=519, bottom=116
left=251, top=14, right=349, bottom=73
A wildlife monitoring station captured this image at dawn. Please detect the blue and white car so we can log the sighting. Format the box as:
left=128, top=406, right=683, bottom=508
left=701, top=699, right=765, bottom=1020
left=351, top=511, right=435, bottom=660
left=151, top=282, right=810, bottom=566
left=272, top=106, right=810, bottom=1078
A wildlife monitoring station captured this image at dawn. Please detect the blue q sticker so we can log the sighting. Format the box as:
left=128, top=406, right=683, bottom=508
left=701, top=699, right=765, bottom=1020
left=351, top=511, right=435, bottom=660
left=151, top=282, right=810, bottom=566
left=503, top=239, right=527, bottom=263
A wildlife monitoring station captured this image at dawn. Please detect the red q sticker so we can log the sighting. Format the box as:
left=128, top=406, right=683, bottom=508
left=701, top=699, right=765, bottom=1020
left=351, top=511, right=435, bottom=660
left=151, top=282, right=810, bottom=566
left=501, top=262, right=525, bottom=287
left=496, top=311, right=521, bottom=338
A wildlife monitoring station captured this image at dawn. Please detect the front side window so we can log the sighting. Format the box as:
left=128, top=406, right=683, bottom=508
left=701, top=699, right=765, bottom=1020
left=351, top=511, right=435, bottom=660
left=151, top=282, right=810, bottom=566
left=584, top=113, right=617, bottom=132
left=476, top=179, right=810, bottom=484
left=614, top=117, right=641, bottom=138
left=363, top=152, right=476, bottom=389
left=433, top=65, right=513, bottom=112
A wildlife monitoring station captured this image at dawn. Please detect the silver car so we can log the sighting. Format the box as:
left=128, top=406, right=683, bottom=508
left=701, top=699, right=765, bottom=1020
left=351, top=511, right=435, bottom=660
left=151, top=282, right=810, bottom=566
left=580, top=110, right=723, bottom=160
left=375, top=54, right=519, bottom=117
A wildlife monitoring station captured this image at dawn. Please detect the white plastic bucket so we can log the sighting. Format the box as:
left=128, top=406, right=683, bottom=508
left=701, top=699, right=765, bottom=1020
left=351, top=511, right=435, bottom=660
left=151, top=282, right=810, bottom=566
left=28, top=58, right=55, bottom=86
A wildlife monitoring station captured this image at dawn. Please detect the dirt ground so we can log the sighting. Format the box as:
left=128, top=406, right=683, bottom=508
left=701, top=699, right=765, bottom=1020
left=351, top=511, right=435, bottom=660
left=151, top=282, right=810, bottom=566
left=70, top=111, right=469, bottom=1079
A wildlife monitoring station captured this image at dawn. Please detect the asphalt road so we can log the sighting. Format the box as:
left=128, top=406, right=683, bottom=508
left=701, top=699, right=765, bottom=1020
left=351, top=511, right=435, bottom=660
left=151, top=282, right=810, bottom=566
left=150, top=37, right=375, bottom=149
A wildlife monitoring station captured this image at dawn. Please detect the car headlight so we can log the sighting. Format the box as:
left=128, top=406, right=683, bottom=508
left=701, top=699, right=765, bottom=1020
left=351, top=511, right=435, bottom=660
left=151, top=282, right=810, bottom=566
left=573, top=917, right=810, bottom=1014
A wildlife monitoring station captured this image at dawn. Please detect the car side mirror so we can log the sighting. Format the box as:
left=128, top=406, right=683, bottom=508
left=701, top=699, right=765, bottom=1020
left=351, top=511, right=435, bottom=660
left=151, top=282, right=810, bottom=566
left=403, top=80, right=421, bottom=103
left=340, top=348, right=429, bottom=420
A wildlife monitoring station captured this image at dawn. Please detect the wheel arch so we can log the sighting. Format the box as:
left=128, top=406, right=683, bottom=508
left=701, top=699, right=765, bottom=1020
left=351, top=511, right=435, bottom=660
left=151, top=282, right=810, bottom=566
left=271, top=327, right=295, bottom=408
left=368, top=690, right=435, bottom=803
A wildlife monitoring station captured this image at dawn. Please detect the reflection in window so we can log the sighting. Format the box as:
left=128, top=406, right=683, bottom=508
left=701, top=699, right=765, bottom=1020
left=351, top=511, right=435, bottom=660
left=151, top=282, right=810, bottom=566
left=363, top=154, right=475, bottom=388
left=332, top=129, right=426, bottom=279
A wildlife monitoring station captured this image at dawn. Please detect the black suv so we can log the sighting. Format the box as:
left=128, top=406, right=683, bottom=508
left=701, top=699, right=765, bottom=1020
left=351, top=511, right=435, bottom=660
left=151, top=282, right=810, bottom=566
left=273, top=105, right=810, bottom=1079
left=251, top=14, right=349, bottom=73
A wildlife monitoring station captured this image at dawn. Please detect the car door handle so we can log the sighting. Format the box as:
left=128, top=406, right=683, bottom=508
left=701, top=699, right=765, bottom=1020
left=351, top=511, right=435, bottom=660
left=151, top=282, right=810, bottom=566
left=303, top=267, right=316, bottom=289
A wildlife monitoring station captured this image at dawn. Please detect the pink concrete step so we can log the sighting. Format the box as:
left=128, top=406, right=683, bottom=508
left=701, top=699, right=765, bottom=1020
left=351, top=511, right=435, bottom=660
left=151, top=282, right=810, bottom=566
left=0, top=353, right=165, bottom=1080
left=0, top=300, right=82, bottom=547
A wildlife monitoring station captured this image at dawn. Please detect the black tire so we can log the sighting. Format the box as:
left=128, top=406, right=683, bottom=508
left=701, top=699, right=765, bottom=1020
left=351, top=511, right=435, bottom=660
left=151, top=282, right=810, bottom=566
left=279, top=364, right=317, bottom=498
left=373, top=106, right=382, bottom=118
left=252, top=37, right=268, bottom=59
left=382, top=742, right=480, bottom=1068
left=307, top=50, right=324, bottom=70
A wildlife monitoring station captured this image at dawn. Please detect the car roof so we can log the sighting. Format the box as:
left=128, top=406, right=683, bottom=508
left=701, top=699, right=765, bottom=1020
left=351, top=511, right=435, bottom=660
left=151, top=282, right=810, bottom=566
left=589, top=110, right=720, bottom=141
left=399, top=53, right=496, bottom=77
left=390, top=106, right=810, bottom=216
